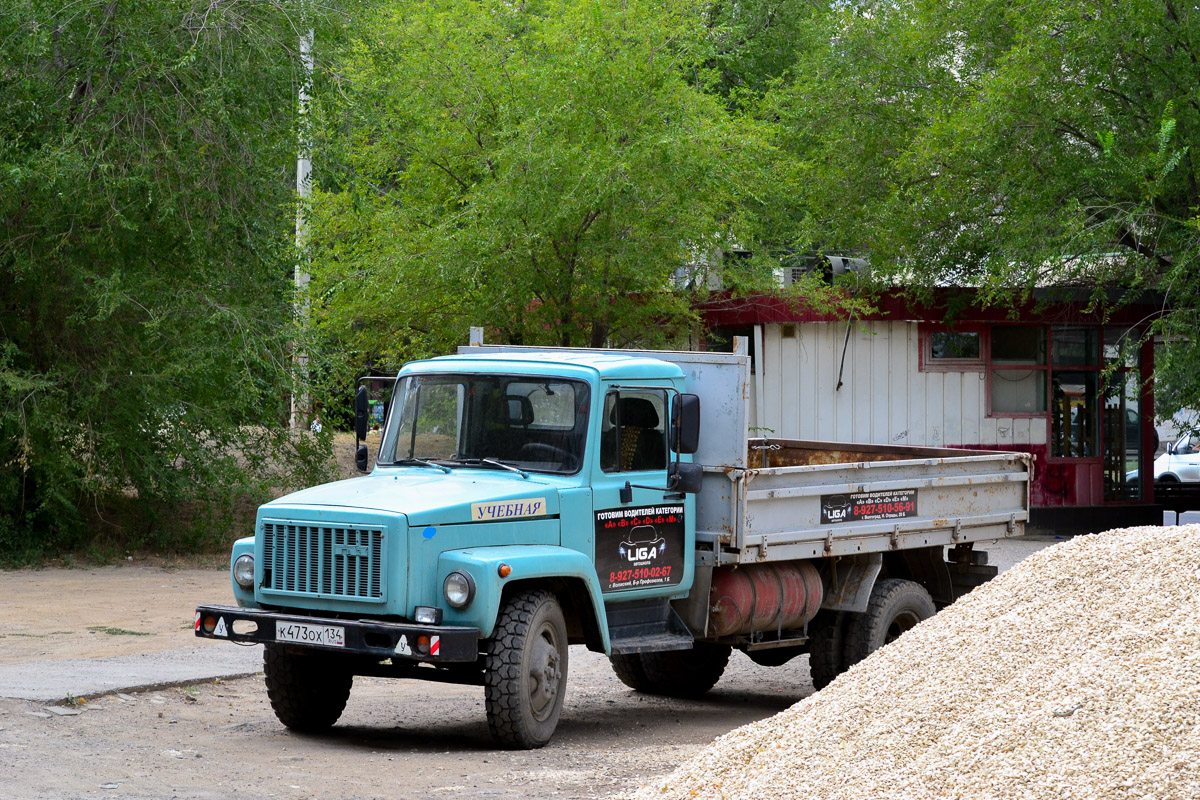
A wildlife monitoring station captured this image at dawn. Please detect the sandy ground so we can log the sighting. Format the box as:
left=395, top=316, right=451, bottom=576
left=0, top=657, right=813, bottom=800
left=0, top=565, right=231, bottom=665
left=0, top=536, right=1065, bottom=800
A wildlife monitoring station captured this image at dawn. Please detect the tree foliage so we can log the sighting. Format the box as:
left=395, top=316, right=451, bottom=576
left=700, top=0, right=830, bottom=100
left=768, top=0, right=1200, bottom=412
left=307, top=0, right=788, bottom=375
left=0, top=0, right=341, bottom=558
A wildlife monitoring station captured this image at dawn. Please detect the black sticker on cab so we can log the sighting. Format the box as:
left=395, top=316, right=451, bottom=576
left=594, top=504, right=685, bottom=592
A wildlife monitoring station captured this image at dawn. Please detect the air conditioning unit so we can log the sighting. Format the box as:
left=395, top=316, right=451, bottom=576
left=777, top=255, right=865, bottom=286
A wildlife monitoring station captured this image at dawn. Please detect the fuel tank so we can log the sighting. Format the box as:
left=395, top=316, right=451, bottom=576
left=708, top=561, right=823, bottom=637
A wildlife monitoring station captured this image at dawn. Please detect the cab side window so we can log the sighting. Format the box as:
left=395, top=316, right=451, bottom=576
left=600, top=391, right=667, bottom=472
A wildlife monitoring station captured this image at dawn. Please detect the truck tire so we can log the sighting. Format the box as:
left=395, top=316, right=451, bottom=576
left=263, top=644, right=353, bottom=733
left=609, top=642, right=731, bottom=697
left=484, top=589, right=568, bottom=749
left=843, top=579, right=935, bottom=668
left=806, top=610, right=848, bottom=690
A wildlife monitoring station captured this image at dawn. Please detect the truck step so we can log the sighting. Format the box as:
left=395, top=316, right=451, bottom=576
left=609, top=632, right=695, bottom=655
left=606, top=598, right=694, bottom=655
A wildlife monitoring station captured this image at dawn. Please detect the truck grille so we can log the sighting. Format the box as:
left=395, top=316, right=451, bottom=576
left=261, top=521, right=386, bottom=602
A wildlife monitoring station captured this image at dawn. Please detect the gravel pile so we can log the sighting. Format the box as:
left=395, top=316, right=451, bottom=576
left=636, top=526, right=1200, bottom=800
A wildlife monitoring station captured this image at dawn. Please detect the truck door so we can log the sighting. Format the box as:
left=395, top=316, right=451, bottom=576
left=591, top=388, right=687, bottom=597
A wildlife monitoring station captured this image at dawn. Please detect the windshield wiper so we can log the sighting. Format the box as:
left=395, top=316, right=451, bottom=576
left=481, top=458, right=530, bottom=479
left=397, top=457, right=452, bottom=474
left=454, top=457, right=530, bottom=479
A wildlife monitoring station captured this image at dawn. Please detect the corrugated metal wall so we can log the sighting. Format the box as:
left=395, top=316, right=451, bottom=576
left=751, top=321, right=1049, bottom=448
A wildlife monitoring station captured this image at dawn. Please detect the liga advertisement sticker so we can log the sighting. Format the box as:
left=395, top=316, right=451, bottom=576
left=820, top=489, right=918, bottom=525
left=594, top=504, right=685, bottom=593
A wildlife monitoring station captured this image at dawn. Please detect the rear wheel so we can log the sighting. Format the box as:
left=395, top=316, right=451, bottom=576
left=484, top=589, right=568, bottom=749
left=609, top=642, right=731, bottom=697
left=806, top=610, right=848, bottom=690
left=844, top=579, right=936, bottom=668
left=263, top=644, right=353, bottom=733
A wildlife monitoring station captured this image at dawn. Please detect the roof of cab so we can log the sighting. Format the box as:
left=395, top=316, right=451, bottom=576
left=408, top=349, right=684, bottom=381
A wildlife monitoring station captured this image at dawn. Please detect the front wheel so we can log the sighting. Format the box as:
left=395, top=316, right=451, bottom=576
left=263, top=644, right=353, bottom=733
left=484, top=589, right=568, bottom=749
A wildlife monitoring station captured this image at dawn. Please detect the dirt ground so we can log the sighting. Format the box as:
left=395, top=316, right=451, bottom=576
left=0, top=563, right=820, bottom=800
left=0, top=565, right=229, bottom=664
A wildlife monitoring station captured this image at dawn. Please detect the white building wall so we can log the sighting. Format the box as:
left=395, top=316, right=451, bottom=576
left=749, top=321, right=1048, bottom=448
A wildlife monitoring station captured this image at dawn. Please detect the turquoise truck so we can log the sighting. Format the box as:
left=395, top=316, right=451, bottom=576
left=195, top=340, right=1031, bottom=748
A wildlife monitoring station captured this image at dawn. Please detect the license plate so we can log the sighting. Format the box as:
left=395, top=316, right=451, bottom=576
left=275, top=621, right=345, bottom=647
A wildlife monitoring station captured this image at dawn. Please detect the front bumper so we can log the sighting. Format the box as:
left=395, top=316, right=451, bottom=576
left=194, top=604, right=479, bottom=663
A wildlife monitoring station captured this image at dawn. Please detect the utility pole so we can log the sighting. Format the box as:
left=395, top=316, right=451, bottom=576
left=291, top=25, right=314, bottom=429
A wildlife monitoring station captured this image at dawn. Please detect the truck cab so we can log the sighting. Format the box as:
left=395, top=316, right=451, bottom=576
left=197, top=350, right=706, bottom=749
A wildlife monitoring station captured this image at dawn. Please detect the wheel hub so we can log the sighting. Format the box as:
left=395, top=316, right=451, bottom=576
left=528, top=628, right=561, bottom=718
left=884, top=610, right=922, bottom=645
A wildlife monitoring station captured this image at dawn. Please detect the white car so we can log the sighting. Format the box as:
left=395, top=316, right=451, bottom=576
left=1131, top=434, right=1200, bottom=483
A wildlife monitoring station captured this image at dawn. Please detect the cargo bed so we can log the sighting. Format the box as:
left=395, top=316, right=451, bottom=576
left=697, top=438, right=1032, bottom=565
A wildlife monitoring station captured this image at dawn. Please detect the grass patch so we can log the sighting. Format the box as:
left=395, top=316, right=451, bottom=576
left=87, top=626, right=150, bottom=636
left=0, top=631, right=73, bottom=639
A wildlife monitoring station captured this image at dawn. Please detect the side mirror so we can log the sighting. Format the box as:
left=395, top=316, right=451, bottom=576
left=668, top=461, right=703, bottom=494
left=355, top=385, right=369, bottom=442
left=355, top=444, right=369, bottom=472
left=670, top=394, right=701, bottom=455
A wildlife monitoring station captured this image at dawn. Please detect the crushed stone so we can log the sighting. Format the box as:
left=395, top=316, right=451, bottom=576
left=636, top=525, right=1200, bottom=800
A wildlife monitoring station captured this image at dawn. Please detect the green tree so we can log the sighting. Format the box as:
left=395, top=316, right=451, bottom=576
left=700, top=0, right=830, bottom=100
left=0, top=0, right=342, bottom=558
left=767, top=0, right=1200, bottom=413
left=307, top=0, right=785, bottom=375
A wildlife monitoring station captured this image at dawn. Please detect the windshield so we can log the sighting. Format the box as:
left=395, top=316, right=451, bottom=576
left=378, top=374, right=590, bottom=474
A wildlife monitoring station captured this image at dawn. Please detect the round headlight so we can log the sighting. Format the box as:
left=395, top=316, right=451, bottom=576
left=443, top=570, right=475, bottom=609
left=233, top=554, right=255, bottom=589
